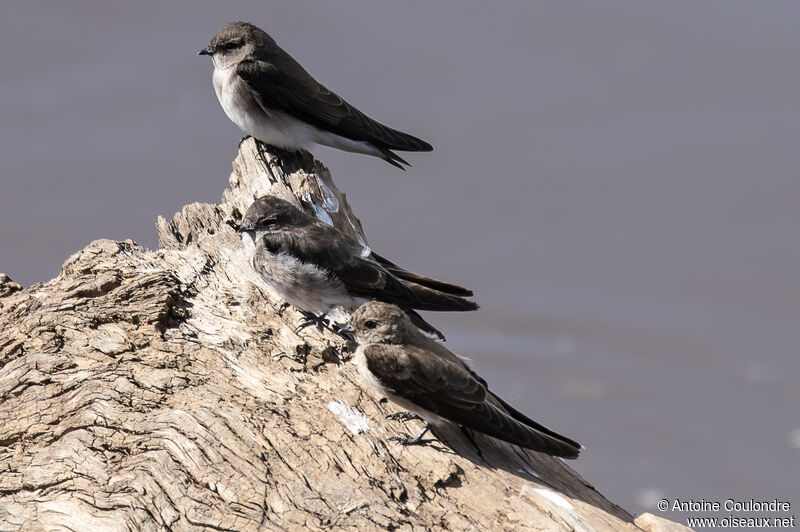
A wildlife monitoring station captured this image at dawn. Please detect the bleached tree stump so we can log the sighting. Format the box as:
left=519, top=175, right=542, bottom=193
left=0, top=139, right=685, bottom=531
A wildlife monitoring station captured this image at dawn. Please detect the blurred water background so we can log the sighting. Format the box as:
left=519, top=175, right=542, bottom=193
left=1, top=0, right=798, bottom=520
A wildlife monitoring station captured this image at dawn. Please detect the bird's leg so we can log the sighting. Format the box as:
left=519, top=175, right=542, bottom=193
left=254, top=140, right=279, bottom=183
left=385, top=412, right=424, bottom=422
left=267, top=145, right=310, bottom=174
left=254, top=141, right=306, bottom=180
left=294, top=311, right=329, bottom=333
left=275, top=146, right=297, bottom=166
left=389, top=423, right=432, bottom=446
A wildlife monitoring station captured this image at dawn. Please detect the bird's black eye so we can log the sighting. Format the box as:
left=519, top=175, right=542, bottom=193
left=364, top=320, right=378, bottom=330
left=221, top=41, right=242, bottom=51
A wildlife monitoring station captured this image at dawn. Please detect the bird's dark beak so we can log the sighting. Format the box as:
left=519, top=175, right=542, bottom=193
left=237, top=225, right=254, bottom=233
left=198, top=47, right=213, bottom=56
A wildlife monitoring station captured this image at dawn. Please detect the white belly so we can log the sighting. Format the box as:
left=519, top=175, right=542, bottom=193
left=243, top=233, right=364, bottom=318
left=213, top=66, right=382, bottom=156
left=353, top=345, right=387, bottom=393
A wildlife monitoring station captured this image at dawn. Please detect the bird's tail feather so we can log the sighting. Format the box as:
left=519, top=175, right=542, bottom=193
left=407, top=283, right=479, bottom=312
left=437, top=400, right=581, bottom=459
left=488, top=393, right=582, bottom=450
left=371, top=253, right=474, bottom=297
left=380, top=149, right=410, bottom=170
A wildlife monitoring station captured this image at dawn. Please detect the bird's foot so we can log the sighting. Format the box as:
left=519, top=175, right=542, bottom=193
left=388, top=423, right=431, bottom=446
left=252, top=141, right=307, bottom=181
left=238, top=135, right=253, bottom=148
left=269, top=145, right=309, bottom=174
left=277, top=301, right=291, bottom=315
left=386, top=412, right=423, bottom=423
left=294, top=312, right=329, bottom=334
left=254, top=140, right=280, bottom=183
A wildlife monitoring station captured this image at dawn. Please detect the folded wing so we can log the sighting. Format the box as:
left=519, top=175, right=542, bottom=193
left=237, top=58, right=433, bottom=153
left=364, top=344, right=581, bottom=458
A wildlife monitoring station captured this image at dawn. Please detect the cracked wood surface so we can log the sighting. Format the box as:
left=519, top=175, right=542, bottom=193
left=0, top=139, right=672, bottom=531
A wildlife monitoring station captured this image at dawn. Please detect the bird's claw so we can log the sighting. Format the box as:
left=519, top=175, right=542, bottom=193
left=386, top=412, right=423, bottom=422
left=388, top=433, right=416, bottom=444
left=294, top=313, right=329, bottom=333
left=388, top=433, right=426, bottom=446
left=388, top=423, right=431, bottom=446
left=254, top=140, right=279, bottom=183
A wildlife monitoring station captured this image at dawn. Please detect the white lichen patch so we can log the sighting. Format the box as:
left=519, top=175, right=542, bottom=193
left=327, top=401, right=371, bottom=435
left=303, top=189, right=334, bottom=226
left=318, top=181, right=340, bottom=213
left=523, top=485, right=575, bottom=511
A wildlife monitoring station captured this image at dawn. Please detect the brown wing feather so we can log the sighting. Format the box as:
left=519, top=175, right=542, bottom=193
left=260, top=219, right=476, bottom=314
left=260, top=223, right=422, bottom=306
left=237, top=58, right=432, bottom=152
left=364, top=344, right=581, bottom=458
left=370, top=252, right=474, bottom=297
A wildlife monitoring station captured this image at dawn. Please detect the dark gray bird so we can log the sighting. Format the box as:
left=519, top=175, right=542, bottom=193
left=350, top=301, right=582, bottom=459
left=238, top=196, right=477, bottom=339
left=200, top=21, right=432, bottom=169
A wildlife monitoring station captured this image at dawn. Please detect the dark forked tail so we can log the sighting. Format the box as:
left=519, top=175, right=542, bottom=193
left=372, top=252, right=474, bottom=297
left=406, top=283, right=479, bottom=312
left=438, top=398, right=582, bottom=459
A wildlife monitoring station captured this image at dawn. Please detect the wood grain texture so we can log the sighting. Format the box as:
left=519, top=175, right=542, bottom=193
left=0, top=140, right=674, bottom=531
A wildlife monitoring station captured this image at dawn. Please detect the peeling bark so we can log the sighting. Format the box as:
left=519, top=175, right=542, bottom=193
left=0, top=139, right=686, bottom=531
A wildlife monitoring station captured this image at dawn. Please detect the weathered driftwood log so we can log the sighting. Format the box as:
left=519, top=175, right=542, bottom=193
left=0, top=139, right=686, bottom=531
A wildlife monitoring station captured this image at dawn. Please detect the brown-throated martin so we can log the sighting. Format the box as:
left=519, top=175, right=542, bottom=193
left=350, top=301, right=582, bottom=459
left=238, top=196, right=477, bottom=339
left=200, top=21, right=432, bottom=169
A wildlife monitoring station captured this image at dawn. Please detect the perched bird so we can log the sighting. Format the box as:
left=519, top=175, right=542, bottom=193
left=350, top=301, right=582, bottom=459
left=238, top=196, right=477, bottom=339
left=200, top=21, right=432, bottom=169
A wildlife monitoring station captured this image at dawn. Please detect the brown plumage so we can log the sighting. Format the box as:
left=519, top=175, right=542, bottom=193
left=239, top=196, right=477, bottom=339
left=201, top=21, right=432, bottom=169
left=350, top=302, right=582, bottom=459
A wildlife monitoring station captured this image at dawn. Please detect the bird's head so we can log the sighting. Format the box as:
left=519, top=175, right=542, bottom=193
left=199, top=21, right=274, bottom=69
left=350, top=302, right=414, bottom=346
left=238, top=195, right=307, bottom=236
